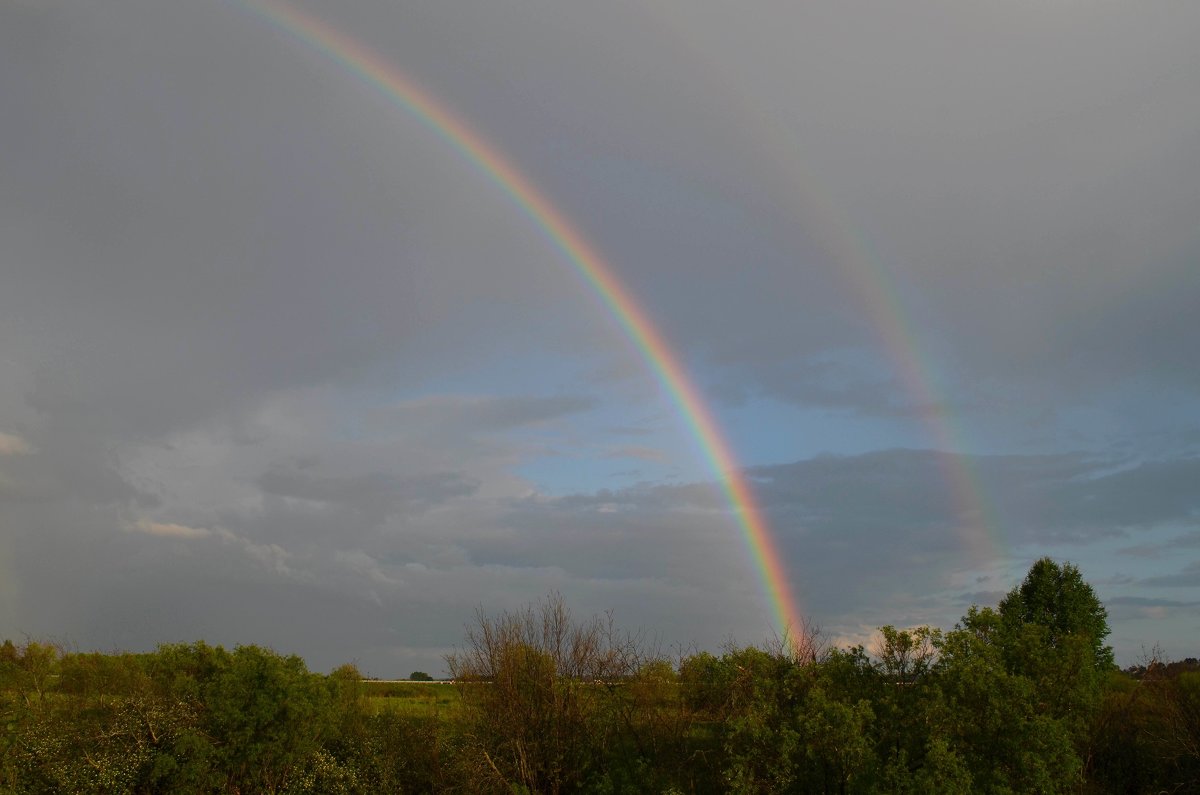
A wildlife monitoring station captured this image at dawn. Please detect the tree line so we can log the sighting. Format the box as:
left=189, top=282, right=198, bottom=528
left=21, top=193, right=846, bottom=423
left=2, top=558, right=1198, bottom=793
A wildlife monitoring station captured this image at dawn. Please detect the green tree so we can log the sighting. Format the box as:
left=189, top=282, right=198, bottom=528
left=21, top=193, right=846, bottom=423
left=721, top=643, right=880, bottom=794
left=998, top=557, right=1113, bottom=671
left=801, top=684, right=876, bottom=794
left=721, top=645, right=808, bottom=793
left=134, top=642, right=339, bottom=793
left=934, top=607, right=1079, bottom=792
left=870, top=627, right=946, bottom=787
left=997, top=558, right=1114, bottom=786
left=409, top=671, right=433, bottom=681
left=203, top=645, right=334, bottom=792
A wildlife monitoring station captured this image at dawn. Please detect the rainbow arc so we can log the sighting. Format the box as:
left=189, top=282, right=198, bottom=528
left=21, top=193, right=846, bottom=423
left=237, top=0, right=807, bottom=636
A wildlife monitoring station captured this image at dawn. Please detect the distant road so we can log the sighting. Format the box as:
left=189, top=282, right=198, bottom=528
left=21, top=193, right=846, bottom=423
left=364, top=679, right=453, bottom=684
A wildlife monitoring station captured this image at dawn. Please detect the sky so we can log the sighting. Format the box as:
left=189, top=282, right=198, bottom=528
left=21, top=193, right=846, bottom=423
left=2, top=0, right=1199, bottom=676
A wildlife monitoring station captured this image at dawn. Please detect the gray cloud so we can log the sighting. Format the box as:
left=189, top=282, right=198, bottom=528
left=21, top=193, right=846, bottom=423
left=379, top=395, right=597, bottom=434
left=257, top=469, right=478, bottom=516
left=3, top=0, right=1199, bottom=670
left=748, top=452, right=1200, bottom=546
left=1106, top=595, right=1200, bottom=624
left=480, top=449, right=1200, bottom=650
left=956, top=591, right=1008, bottom=607
left=1141, top=563, right=1200, bottom=588
left=1108, top=597, right=1199, bottom=609
left=1119, top=530, right=1200, bottom=559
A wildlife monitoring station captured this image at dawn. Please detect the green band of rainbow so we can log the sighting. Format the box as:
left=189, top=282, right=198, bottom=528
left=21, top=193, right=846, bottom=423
left=236, top=0, right=806, bottom=636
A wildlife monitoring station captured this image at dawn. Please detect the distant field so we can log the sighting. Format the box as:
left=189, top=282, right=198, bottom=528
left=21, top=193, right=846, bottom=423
left=361, top=680, right=462, bottom=716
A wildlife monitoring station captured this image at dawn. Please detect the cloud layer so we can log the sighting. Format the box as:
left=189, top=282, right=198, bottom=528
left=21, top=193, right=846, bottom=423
left=2, top=0, right=1198, bottom=673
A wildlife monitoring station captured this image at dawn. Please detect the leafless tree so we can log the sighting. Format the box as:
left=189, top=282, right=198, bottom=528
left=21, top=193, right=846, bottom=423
left=446, top=592, right=643, bottom=794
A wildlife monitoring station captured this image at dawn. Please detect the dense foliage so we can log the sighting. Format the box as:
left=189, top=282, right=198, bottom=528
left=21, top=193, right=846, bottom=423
left=2, top=559, right=1197, bottom=793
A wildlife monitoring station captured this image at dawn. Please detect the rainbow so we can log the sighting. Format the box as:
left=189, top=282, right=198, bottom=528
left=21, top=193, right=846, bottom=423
left=631, top=9, right=1002, bottom=572
left=707, top=96, right=1002, bottom=569
left=234, top=0, right=807, bottom=637
left=828, top=231, right=1000, bottom=569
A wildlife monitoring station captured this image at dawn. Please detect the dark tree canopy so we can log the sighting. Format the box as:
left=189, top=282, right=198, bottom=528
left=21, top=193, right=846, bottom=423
left=999, top=557, right=1114, bottom=670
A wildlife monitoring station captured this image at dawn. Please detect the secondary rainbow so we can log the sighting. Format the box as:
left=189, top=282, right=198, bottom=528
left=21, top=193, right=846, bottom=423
left=725, top=115, right=1003, bottom=569
left=636, top=14, right=1002, bottom=570
left=235, top=0, right=806, bottom=637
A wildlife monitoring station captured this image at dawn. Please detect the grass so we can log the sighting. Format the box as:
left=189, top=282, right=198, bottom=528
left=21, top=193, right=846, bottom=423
left=361, top=680, right=462, bottom=717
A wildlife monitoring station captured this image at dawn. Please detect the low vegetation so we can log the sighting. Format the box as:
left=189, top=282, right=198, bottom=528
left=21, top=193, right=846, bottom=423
left=2, top=559, right=1197, bottom=793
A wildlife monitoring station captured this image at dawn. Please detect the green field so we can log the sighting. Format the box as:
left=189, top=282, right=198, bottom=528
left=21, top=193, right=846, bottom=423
left=361, top=680, right=462, bottom=716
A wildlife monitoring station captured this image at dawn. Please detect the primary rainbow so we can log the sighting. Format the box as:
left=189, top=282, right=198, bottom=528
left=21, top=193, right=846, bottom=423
left=235, top=0, right=806, bottom=637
